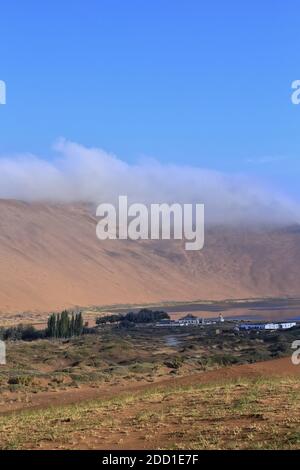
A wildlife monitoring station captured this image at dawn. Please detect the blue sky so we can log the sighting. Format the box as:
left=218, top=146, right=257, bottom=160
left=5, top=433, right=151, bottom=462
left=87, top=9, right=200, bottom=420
left=0, top=0, right=299, bottom=198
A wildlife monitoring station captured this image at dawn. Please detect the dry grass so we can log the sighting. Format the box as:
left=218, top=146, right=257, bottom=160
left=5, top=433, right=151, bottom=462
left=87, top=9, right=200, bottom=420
left=0, top=375, right=299, bottom=450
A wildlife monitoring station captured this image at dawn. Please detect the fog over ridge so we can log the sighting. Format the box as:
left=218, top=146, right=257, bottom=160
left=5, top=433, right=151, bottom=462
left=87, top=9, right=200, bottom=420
left=0, top=138, right=298, bottom=226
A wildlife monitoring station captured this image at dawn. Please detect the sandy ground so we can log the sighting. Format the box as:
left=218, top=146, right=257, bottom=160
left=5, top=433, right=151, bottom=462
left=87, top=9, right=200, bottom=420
left=1, top=357, right=298, bottom=415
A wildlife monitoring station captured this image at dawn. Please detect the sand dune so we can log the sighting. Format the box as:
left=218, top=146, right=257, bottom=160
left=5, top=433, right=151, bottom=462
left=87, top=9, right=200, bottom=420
left=0, top=199, right=300, bottom=313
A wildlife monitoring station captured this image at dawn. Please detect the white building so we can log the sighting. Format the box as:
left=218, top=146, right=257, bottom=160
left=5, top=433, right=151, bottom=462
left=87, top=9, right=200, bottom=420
left=279, top=322, right=297, bottom=329
left=264, top=323, right=280, bottom=330
left=240, top=322, right=297, bottom=331
left=178, top=315, right=201, bottom=326
left=265, top=322, right=297, bottom=330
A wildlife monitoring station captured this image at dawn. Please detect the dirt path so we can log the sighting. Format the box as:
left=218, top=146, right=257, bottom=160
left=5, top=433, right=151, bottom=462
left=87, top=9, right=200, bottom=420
left=1, top=357, right=299, bottom=416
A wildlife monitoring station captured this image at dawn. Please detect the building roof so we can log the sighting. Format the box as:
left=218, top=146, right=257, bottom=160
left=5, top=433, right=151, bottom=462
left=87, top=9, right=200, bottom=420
left=180, top=314, right=198, bottom=321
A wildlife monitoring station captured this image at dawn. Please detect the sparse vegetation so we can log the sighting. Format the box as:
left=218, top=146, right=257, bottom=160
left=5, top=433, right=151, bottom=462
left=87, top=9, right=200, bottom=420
left=0, top=324, right=299, bottom=399
left=0, top=318, right=299, bottom=450
left=0, top=375, right=299, bottom=450
left=0, top=324, right=44, bottom=341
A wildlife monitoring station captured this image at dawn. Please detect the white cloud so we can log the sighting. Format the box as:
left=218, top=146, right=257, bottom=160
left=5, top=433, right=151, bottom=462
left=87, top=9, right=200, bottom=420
left=0, top=138, right=299, bottom=225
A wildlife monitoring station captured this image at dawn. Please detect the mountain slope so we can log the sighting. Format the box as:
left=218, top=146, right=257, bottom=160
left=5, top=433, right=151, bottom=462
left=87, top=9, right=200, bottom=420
left=0, top=200, right=299, bottom=313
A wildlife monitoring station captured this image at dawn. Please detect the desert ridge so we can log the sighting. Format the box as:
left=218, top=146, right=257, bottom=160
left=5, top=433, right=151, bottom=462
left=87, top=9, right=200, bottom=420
left=0, top=199, right=299, bottom=313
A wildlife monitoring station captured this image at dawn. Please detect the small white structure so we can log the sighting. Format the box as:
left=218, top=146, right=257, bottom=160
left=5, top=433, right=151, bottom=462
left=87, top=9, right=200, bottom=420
left=280, top=322, right=297, bottom=329
left=265, top=322, right=297, bottom=330
left=178, top=315, right=201, bottom=326
left=240, top=322, right=297, bottom=331
left=218, top=313, right=225, bottom=323
left=265, top=323, right=280, bottom=330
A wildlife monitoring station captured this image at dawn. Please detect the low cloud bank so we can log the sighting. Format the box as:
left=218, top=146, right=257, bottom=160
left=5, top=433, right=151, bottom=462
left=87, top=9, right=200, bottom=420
left=0, top=139, right=298, bottom=225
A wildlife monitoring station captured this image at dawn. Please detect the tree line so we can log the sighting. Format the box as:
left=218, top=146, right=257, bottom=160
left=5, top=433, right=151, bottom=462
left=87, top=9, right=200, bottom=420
left=96, top=308, right=170, bottom=325
left=0, top=308, right=171, bottom=342
left=46, top=311, right=84, bottom=338
left=0, top=310, right=85, bottom=341
left=0, top=324, right=42, bottom=341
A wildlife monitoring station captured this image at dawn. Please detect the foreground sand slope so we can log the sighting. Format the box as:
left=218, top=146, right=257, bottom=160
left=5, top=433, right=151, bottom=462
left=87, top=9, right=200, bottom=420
left=0, top=200, right=300, bottom=313
left=1, top=356, right=298, bottom=415
left=0, top=357, right=299, bottom=449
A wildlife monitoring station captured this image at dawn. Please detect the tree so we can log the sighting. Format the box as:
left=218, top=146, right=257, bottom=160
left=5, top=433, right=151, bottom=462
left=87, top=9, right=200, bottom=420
left=46, top=310, right=84, bottom=338
left=60, top=310, right=70, bottom=338
left=47, top=313, right=57, bottom=338
left=70, top=312, right=75, bottom=337
left=74, top=312, right=83, bottom=336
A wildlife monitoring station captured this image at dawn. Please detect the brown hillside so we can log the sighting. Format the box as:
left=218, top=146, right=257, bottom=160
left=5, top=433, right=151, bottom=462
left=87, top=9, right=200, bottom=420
left=0, top=200, right=299, bottom=313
